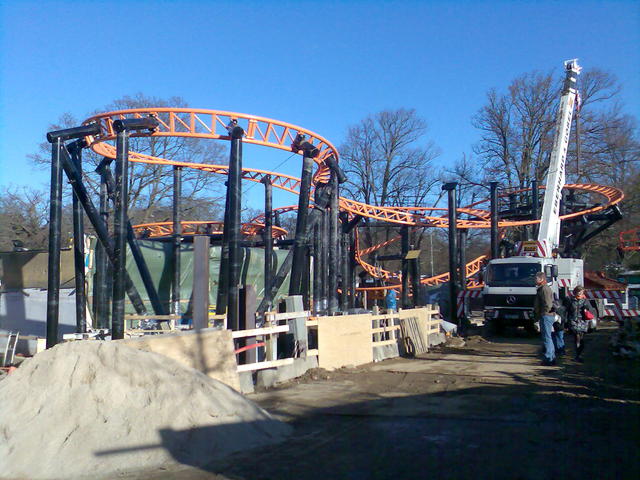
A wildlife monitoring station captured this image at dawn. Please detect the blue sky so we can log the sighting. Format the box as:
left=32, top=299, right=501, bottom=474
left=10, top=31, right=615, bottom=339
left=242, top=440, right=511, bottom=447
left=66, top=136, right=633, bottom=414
left=1, top=0, right=638, bottom=210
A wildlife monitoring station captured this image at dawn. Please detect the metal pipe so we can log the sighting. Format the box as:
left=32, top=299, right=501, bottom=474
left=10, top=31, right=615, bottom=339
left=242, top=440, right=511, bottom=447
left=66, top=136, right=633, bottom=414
left=411, top=255, right=421, bottom=308
left=46, top=122, right=100, bottom=143
left=401, top=226, right=410, bottom=309
left=172, top=166, right=182, bottom=317
left=60, top=150, right=146, bottom=314
left=68, top=143, right=86, bottom=333
left=349, top=230, right=357, bottom=309
left=328, top=173, right=339, bottom=314
left=443, top=182, right=458, bottom=325
left=261, top=175, right=273, bottom=311
left=227, top=125, right=244, bottom=331
left=46, top=138, right=63, bottom=348
left=490, top=181, right=499, bottom=259
left=289, top=154, right=315, bottom=295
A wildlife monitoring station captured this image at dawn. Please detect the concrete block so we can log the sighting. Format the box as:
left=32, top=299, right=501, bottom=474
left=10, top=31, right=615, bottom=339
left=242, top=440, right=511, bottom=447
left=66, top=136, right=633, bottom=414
left=256, top=356, right=318, bottom=389
left=373, top=343, right=399, bottom=362
left=238, top=371, right=255, bottom=394
left=428, top=332, right=446, bottom=347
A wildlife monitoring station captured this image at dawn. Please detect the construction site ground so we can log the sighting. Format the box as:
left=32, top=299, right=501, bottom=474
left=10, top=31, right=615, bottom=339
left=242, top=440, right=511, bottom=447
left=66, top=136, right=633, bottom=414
left=123, top=320, right=639, bottom=480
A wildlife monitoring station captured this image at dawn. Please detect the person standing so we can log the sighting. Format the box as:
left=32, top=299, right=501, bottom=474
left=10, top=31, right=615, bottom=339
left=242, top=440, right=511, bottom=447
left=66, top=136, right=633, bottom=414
left=566, top=286, right=591, bottom=363
left=385, top=289, right=398, bottom=314
left=534, top=271, right=556, bottom=366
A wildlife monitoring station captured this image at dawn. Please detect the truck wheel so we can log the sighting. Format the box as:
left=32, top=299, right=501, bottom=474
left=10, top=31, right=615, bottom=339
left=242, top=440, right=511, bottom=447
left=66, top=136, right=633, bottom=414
left=488, top=318, right=504, bottom=335
left=525, top=322, right=540, bottom=335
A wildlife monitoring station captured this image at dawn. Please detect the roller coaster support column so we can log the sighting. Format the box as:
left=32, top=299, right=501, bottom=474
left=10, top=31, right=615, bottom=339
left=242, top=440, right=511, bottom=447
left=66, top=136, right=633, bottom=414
left=216, top=181, right=231, bottom=315
left=328, top=174, right=340, bottom=314
left=490, top=181, right=499, bottom=259
left=172, top=166, right=182, bottom=317
left=410, top=248, right=422, bottom=308
left=67, top=141, right=86, bottom=333
left=95, top=160, right=165, bottom=316
left=401, top=226, right=410, bottom=308
left=290, top=137, right=318, bottom=296
left=325, top=156, right=347, bottom=314
left=261, top=175, right=274, bottom=312
left=339, top=212, right=350, bottom=312
left=443, top=182, right=459, bottom=326
left=312, top=223, right=321, bottom=314
left=459, top=228, right=468, bottom=328
left=93, top=163, right=111, bottom=328
left=531, top=178, right=539, bottom=237
left=112, top=116, right=159, bottom=339
left=227, top=123, right=245, bottom=331
left=45, top=123, right=100, bottom=348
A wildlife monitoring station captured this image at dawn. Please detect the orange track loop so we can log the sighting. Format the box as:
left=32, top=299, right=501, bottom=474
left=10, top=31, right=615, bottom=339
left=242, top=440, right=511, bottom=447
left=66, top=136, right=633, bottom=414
left=619, top=227, right=640, bottom=251
left=83, top=108, right=338, bottom=184
left=132, top=221, right=288, bottom=239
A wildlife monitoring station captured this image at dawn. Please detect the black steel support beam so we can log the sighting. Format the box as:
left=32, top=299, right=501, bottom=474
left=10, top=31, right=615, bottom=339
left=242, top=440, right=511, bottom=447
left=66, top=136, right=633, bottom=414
left=46, top=138, right=64, bottom=348
left=312, top=223, right=321, bottom=314
left=401, top=226, right=410, bottom=309
left=215, top=182, right=231, bottom=315
left=290, top=153, right=315, bottom=295
left=227, top=125, right=244, bottom=331
left=261, top=175, right=274, bottom=312
left=328, top=173, right=339, bottom=314
left=340, top=212, right=350, bottom=312
left=112, top=129, right=130, bottom=339
left=68, top=142, right=87, bottom=333
left=172, top=166, right=182, bottom=317
left=490, top=181, right=499, bottom=259
left=443, top=182, right=458, bottom=326
left=93, top=167, right=111, bottom=329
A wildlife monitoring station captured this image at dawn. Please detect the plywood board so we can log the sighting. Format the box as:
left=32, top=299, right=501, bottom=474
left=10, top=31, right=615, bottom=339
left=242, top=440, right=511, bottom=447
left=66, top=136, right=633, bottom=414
left=120, top=328, right=241, bottom=392
left=398, top=307, right=439, bottom=349
left=317, top=314, right=373, bottom=370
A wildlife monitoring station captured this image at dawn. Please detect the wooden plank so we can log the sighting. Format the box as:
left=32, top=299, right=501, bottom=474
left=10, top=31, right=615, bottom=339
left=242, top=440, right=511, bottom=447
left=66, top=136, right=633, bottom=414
left=307, top=349, right=319, bottom=357
left=266, top=311, right=311, bottom=321
left=124, top=314, right=182, bottom=320
left=317, top=314, right=373, bottom=370
left=373, top=339, right=398, bottom=347
left=371, top=326, right=401, bottom=334
left=231, top=325, right=289, bottom=339
left=306, top=319, right=319, bottom=327
left=237, top=358, right=294, bottom=372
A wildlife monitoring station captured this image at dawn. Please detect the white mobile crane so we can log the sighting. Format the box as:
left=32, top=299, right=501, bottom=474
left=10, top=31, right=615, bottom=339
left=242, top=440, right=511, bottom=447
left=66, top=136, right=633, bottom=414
left=483, top=59, right=584, bottom=332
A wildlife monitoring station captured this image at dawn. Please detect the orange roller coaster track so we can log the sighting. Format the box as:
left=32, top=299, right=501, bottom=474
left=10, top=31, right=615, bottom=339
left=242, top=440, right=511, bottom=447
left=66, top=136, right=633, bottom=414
left=85, top=108, right=625, bottom=289
left=619, top=228, right=640, bottom=251
left=132, top=221, right=288, bottom=240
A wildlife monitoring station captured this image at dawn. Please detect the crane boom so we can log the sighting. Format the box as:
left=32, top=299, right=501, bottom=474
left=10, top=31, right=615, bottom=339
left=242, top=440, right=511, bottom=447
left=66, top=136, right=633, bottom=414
left=537, top=59, right=582, bottom=253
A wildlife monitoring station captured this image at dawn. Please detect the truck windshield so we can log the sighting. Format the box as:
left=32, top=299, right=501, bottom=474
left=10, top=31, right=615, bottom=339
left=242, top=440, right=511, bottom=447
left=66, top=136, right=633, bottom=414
left=486, top=263, right=541, bottom=287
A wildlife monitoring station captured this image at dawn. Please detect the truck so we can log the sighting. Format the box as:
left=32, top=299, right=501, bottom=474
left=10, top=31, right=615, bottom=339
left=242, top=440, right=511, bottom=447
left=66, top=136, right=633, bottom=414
left=483, top=59, right=584, bottom=333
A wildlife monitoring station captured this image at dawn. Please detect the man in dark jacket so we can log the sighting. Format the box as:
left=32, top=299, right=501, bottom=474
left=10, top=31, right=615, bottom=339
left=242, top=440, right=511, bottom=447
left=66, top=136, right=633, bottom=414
left=534, top=271, right=556, bottom=365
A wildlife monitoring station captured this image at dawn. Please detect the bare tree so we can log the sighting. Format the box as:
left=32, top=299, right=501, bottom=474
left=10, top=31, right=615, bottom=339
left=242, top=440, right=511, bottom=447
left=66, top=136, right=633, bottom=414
left=473, top=70, right=557, bottom=188
left=0, top=186, right=71, bottom=251
left=340, top=108, right=441, bottom=208
left=29, top=93, right=227, bottom=224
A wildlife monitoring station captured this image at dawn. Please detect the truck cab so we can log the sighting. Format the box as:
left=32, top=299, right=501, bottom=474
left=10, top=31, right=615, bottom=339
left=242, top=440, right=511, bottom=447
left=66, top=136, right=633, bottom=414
left=483, top=256, right=584, bottom=332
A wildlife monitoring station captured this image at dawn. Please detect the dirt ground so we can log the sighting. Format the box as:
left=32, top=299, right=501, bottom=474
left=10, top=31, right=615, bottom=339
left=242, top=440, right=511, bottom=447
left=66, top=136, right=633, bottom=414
left=122, top=321, right=639, bottom=479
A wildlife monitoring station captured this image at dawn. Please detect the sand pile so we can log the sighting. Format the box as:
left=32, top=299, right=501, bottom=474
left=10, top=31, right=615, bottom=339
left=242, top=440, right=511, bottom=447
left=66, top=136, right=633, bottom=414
left=0, top=341, right=291, bottom=479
